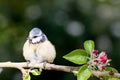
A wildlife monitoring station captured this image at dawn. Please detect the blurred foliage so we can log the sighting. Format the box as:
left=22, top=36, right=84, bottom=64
left=0, top=0, right=120, bottom=80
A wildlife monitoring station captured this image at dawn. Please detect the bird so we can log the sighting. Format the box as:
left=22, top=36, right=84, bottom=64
left=23, top=27, right=56, bottom=65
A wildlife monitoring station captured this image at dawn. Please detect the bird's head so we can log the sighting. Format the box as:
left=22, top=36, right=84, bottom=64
left=28, top=28, right=47, bottom=44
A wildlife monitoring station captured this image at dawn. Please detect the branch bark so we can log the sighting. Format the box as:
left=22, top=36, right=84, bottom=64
left=0, top=62, right=120, bottom=79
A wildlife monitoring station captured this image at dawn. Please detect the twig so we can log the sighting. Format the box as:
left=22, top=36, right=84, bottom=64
left=92, top=71, right=120, bottom=78
left=0, top=62, right=119, bottom=79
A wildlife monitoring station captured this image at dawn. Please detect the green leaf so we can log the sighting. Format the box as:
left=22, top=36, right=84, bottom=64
left=105, top=67, right=118, bottom=73
left=31, top=69, right=41, bottom=76
left=77, top=65, right=92, bottom=80
left=84, top=40, right=95, bottom=54
left=104, top=77, right=120, bottom=80
left=63, top=49, right=88, bottom=64
left=24, top=73, right=31, bottom=80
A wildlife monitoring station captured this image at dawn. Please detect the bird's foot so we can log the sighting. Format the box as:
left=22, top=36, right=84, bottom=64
left=42, top=61, right=48, bottom=69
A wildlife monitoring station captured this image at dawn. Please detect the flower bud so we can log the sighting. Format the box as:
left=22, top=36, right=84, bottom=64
left=93, top=59, right=99, bottom=65
left=99, top=52, right=108, bottom=64
left=92, top=50, right=98, bottom=57
left=98, top=65, right=105, bottom=71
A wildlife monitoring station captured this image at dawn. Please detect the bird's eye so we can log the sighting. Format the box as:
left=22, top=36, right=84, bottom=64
left=33, top=36, right=38, bottom=38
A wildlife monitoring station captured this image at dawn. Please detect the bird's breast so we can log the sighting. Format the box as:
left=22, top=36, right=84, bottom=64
left=29, top=43, right=40, bottom=53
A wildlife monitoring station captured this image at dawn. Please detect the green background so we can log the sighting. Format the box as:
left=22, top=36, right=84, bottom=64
left=0, top=0, right=119, bottom=80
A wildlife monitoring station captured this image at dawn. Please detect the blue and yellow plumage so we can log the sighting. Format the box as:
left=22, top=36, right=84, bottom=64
left=23, top=28, right=56, bottom=64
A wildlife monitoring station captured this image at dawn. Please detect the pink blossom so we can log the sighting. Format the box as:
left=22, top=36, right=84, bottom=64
left=93, top=59, right=99, bottom=65
left=99, top=52, right=108, bottom=64
left=92, top=50, right=98, bottom=57
left=98, top=65, right=105, bottom=70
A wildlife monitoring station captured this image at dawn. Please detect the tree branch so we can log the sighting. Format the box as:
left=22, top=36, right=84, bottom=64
left=0, top=62, right=120, bottom=79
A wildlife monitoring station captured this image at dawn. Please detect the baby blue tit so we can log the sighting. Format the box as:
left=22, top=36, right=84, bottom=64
left=23, top=28, right=56, bottom=64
